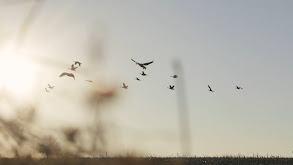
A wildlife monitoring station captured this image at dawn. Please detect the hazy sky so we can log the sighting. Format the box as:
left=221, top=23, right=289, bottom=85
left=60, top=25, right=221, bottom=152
left=1, top=0, right=293, bottom=157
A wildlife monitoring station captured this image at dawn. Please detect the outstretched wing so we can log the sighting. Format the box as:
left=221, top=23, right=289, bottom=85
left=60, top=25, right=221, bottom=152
left=142, top=61, right=154, bottom=66
left=73, top=61, right=81, bottom=66
left=60, top=72, right=75, bottom=79
left=59, top=73, right=67, bottom=77
left=131, top=59, right=137, bottom=63
left=123, top=83, right=126, bottom=87
left=208, top=85, right=212, bottom=90
left=140, top=65, right=146, bottom=70
left=69, top=73, right=75, bottom=79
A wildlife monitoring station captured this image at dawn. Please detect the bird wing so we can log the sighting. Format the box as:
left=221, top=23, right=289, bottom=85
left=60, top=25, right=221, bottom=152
left=71, top=64, right=74, bottom=68
left=48, top=84, right=51, bottom=88
left=123, top=83, right=126, bottom=87
left=131, top=59, right=137, bottom=63
left=69, top=73, right=75, bottom=79
left=142, top=61, right=154, bottom=66
left=60, top=72, right=74, bottom=78
left=59, top=73, right=67, bottom=77
left=73, top=61, right=78, bottom=65
left=140, top=65, right=146, bottom=69
left=208, top=85, right=212, bottom=90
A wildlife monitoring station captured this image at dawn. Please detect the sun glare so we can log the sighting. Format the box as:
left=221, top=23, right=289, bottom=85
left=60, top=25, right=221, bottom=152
left=0, top=54, right=36, bottom=96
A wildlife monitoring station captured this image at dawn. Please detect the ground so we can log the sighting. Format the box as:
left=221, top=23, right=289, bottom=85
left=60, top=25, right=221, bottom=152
left=0, top=157, right=292, bottom=165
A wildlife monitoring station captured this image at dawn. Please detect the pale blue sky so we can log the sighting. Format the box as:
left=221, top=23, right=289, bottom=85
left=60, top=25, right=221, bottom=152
left=1, top=0, right=293, bottom=156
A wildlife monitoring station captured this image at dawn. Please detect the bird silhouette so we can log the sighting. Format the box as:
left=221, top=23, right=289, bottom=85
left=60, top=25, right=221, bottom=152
left=236, top=86, right=243, bottom=90
left=122, top=83, right=128, bottom=89
left=86, top=80, right=93, bottom=82
left=168, top=85, right=175, bottom=90
left=136, top=77, right=141, bottom=81
left=140, top=71, right=147, bottom=76
left=208, top=85, right=214, bottom=92
left=131, top=59, right=154, bottom=70
left=59, top=72, right=75, bottom=80
left=170, top=75, right=178, bottom=78
left=73, top=61, right=82, bottom=66
left=68, top=64, right=78, bottom=71
left=48, top=84, right=54, bottom=89
left=45, top=88, right=50, bottom=92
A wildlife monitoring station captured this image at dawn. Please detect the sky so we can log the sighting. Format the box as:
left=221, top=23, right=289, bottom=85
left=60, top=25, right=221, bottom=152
left=0, top=0, right=293, bottom=157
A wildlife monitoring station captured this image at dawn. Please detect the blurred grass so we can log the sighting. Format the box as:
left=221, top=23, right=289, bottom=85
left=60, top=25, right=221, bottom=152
left=0, top=157, right=292, bottom=165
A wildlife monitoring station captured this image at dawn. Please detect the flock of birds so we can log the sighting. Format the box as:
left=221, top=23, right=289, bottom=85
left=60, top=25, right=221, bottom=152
left=45, top=61, right=89, bottom=93
left=44, top=59, right=244, bottom=93
left=121, top=59, right=177, bottom=90
left=124, top=59, right=244, bottom=92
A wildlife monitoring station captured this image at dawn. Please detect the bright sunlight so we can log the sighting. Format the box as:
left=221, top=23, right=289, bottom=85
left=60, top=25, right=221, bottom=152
left=0, top=53, right=36, bottom=96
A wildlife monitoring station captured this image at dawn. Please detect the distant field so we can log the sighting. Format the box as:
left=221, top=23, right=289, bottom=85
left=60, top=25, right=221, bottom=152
left=0, top=157, right=293, bottom=165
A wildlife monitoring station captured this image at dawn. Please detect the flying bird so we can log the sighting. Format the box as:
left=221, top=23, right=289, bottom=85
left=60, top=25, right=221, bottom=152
left=59, top=72, right=75, bottom=80
left=73, top=61, right=82, bottom=66
left=140, top=71, right=147, bottom=76
left=131, top=59, right=154, bottom=70
left=168, top=85, right=175, bottom=90
left=122, top=83, right=128, bottom=89
left=170, top=75, right=178, bottom=78
left=68, top=64, right=78, bottom=71
left=86, top=80, right=93, bottom=82
left=45, top=88, right=50, bottom=92
left=208, top=85, right=214, bottom=92
left=136, top=77, right=141, bottom=81
left=236, top=86, right=243, bottom=90
left=48, top=84, right=54, bottom=89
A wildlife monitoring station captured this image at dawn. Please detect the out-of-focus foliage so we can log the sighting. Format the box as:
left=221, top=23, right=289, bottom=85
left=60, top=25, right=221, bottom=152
left=35, top=135, right=60, bottom=158
left=88, top=85, right=118, bottom=107
left=0, top=0, right=120, bottom=158
left=62, top=127, right=79, bottom=143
